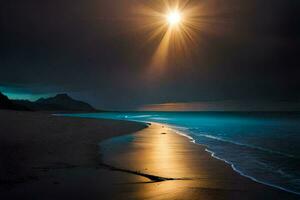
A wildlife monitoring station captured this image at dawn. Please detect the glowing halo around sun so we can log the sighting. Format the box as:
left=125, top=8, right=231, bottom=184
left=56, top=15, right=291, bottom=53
left=134, top=0, right=205, bottom=72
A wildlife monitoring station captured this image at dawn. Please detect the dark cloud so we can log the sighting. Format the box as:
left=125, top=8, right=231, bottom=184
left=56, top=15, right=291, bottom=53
left=0, top=0, right=299, bottom=109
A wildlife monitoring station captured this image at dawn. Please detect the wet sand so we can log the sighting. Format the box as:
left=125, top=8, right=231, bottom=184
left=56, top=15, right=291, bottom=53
left=0, top=111, right=299, bottom=199
left=99, top=123, right=299, bottom=200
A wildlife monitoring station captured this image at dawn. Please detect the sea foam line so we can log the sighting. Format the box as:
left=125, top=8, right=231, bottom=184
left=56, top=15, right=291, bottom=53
left=196, top=133, right=298, bottom=159
left=165, top=124, right=300, bottom=196
left=57, top=114, right=300, bottom=196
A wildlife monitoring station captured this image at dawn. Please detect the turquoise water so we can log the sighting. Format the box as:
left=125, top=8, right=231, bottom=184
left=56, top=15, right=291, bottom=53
left=62, top=112, right=300, bottom=195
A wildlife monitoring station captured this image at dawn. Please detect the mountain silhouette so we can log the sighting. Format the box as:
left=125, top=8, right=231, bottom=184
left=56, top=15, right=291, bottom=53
left=1, top=93, right=97, bottom=112
left=0, top=92, right=29, bottom=110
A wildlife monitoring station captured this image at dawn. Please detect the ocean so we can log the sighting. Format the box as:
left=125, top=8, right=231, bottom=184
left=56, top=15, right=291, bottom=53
left=63, top=111, right=300, bottom=195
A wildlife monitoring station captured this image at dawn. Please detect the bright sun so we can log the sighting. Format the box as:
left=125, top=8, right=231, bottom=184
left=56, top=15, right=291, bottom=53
left=167, top=11, right=181, bottom=26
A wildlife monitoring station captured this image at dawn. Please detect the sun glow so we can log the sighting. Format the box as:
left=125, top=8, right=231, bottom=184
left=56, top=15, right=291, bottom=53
left=167, top=11, right=181, bottom=26
left=135, top=1, right=208, bottom=73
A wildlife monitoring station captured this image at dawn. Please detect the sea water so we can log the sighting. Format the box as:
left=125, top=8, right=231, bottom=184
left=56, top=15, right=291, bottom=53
left=63, top=112, right=300, bottom=195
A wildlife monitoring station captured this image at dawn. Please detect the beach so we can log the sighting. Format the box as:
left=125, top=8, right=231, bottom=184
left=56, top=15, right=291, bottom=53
left=0, top=110, right=299, bottom=200
left=0, top=110, right=146, bottom=199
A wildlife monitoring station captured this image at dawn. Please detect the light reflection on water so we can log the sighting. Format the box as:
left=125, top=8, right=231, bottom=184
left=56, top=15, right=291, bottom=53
left=64, top=111, right=300, bottom=195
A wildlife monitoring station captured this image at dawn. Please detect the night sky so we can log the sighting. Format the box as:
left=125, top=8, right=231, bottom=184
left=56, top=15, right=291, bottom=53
left=0, top=0, right=299, bottom=110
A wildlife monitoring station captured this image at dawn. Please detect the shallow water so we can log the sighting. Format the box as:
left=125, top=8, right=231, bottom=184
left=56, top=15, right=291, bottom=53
left=63, top=112, right=300, bottom=195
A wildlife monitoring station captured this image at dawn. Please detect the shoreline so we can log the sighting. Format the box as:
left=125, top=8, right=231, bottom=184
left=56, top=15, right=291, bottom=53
left=94, top=116, right=300, bottom=196
left=165, top=124, right=300, bottom=196
left=1, top=110, right=299, bottom=199
left=101, top=123, right=299, bottom=199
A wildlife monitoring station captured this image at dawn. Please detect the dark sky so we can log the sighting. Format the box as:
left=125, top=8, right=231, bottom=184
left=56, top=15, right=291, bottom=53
left=0, top=0, right=299, bottom=110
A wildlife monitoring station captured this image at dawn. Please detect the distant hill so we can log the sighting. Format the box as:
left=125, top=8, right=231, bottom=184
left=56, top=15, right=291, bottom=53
left=0, top=92, right=98, bottom=112
left=0, top=92, right=30, bottom=110
left=14, top=93, right=97, bottom=112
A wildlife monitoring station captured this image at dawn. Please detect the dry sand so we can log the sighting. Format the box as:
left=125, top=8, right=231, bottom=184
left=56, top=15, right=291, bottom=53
left=0, top=110, right=146, bottom=199
left=0, top=110, right=299, bottom=200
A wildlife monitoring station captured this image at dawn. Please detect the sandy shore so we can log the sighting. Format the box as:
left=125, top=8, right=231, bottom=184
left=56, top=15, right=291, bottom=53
left=0, top=111, right=299, bottom=200
left=99, top=123, right=299, bottom=200
left=0, top=110, right=147, bottom=199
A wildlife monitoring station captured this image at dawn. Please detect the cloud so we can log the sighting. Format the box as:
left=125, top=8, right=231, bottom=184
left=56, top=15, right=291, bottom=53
left=139, top=101, right=300, bottom=111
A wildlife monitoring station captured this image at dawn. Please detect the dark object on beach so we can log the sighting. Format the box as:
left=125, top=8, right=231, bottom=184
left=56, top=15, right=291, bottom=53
left=161, top=132, right=167, bottom=135
left=101, top=163, right=187, bottom=182
left=14, top=93, right=98, bottom=112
